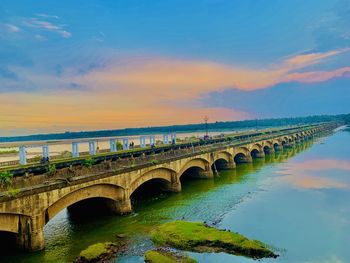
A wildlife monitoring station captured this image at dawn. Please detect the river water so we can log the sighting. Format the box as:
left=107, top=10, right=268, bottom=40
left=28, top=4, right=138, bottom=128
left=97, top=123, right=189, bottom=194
left=3, top=128, right=350, bottom=263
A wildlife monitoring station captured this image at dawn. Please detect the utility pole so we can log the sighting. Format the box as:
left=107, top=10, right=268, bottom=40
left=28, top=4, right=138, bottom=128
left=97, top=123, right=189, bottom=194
left=204, top=116, right=209, bottom=139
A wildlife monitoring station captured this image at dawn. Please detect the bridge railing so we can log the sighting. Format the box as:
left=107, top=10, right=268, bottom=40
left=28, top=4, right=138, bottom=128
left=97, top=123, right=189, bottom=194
left=0, top=123, right=338, bottom=192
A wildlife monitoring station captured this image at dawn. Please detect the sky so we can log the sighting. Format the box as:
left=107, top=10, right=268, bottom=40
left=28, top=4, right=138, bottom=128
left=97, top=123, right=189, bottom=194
left=0, top=0, right=350, bottom=136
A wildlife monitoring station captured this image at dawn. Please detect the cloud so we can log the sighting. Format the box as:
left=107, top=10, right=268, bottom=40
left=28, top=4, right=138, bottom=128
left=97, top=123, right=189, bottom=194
left=0, top=90, right=250, bottom=135
left=0, top=46, right=348, bottom=134
left=73, top=47, right=350, bottom=100
left=284, top=67, right=350, bottom=83
left=282, top=48, right=350, bottom=70
left=35, top=13, right=59, bottom=19
left=3, top=23, right=20, bottom=33
left=25, top=17, right=72, bottom=38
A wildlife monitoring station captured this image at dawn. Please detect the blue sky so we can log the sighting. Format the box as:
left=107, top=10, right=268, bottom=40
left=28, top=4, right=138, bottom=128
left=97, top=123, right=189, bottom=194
left=0, top=0, right=350, bottom=136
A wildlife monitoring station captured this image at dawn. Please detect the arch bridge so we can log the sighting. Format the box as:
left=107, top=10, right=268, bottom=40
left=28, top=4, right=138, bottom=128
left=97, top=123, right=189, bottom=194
left=0, top=123, right=338, bottom=251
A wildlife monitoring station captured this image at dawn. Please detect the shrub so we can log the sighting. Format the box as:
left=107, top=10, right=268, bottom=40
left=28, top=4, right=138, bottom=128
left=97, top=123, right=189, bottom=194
left=150, top=159, right=159, bottom=165
left=83, top=158, right=96, bottom=167
left=116, top=141, right=123, bottom=150
left=48, top=164, right=57, bottom=175
left=0, top=171, right=13, bottom=187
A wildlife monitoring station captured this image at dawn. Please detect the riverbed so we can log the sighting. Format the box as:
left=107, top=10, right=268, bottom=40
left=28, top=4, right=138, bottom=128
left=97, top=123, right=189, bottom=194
left=3, top=128, right=349, bottom=263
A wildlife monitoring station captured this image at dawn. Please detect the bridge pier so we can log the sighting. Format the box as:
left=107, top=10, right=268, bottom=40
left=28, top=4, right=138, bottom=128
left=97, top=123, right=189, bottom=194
left=17, top=215, right=45, bottom=252
left=220, top=160, right=236, bottom=169
left=114, top=198, right=132, bottom=215
left=199, top=164, right=214, bottom=178
left=165, top=180, right=182, bottom=192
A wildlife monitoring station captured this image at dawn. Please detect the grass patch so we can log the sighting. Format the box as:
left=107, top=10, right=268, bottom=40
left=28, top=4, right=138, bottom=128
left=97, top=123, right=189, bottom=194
left=79, top=242, right=109, bottom=261
left=145, top=250, right=196, bottom=263
left=151, top=221, right=277, bottom=259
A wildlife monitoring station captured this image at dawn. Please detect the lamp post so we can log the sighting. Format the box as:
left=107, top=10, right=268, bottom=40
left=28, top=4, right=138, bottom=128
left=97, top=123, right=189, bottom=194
left=204, top=116, right=209, bottom=139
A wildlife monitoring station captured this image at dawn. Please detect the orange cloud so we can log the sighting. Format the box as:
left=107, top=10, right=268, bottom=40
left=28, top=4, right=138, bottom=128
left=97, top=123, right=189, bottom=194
left=1, top=47, right=349, bottom=135
left=283, top=67, right=350, bottom=83
left=0, top=92, right=249, bottom=135
left=74, top=47, right=350, bottom=96
left=283, top=48, right=350, bottom=69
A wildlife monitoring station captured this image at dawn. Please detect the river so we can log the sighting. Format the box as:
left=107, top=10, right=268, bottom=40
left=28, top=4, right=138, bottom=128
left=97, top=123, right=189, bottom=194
left=3, top=128, right=350, bottom=263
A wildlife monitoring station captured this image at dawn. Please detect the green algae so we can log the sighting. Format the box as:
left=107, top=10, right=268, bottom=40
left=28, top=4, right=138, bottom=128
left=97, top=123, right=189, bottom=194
left=77, top=242, right=120, bottom=262
left=144, top=250, right=197, bottom=263
left=151, top=221, right=277, bottom=259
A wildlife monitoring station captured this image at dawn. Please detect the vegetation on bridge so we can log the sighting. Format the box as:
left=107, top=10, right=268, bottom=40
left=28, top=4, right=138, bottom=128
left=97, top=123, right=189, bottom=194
left=151, top=221, right=278, bottom=259
left=0, top=171, right=13, bottom=187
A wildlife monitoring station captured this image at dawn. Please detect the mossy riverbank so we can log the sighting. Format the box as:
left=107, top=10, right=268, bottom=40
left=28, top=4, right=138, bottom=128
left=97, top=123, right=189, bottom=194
left=151, top=221, right=278, bottom=259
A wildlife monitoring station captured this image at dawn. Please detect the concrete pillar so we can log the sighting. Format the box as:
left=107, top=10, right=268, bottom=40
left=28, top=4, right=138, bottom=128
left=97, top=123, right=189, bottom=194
left=42, top=145, right=49, bottom=159
left=168, top=181, right=182, bottom=192
left=110, top=139, right=117, bottom=152
left=221, top=160, right=236, bottom=169
left=163, top=134, right=169, bottom=144
left=149, top=135, right=155, bottom=146
left=72, top=142, right=79, bottom=157
left=89, top=141, right=96, bottom=155
left=115, top=198, right=132, bottom=214
left=200, top=168, right=214, bottom=178
left=17, top=215, right=45, bottom=251
left=171, top=133, right=176, bottom=144
left=198, top=164, right=214, bottom=178
left=122, top=138, right=129, bottom=150
left=140, top=136, right=146, bottom=148
left=19, top=146, right=27, bottom=165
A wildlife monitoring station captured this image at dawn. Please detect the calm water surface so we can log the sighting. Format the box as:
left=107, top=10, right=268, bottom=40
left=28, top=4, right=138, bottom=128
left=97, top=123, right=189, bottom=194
left=4, top=129, right=350, bottom=263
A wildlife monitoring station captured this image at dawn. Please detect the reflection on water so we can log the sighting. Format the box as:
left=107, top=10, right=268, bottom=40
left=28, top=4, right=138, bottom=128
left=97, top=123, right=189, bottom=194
left=3, top=130, right=350, bottom=263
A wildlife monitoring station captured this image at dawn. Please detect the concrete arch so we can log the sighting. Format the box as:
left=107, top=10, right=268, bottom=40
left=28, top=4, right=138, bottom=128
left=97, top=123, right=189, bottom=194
left=263, top=141, right=274, bottom=148
left=214, top=151, right=232, bottom=163
left=252, top=143, right=263, bottom=152
left=178, top=157, right=210, bottom=179
left=262, top=141, right=274, bottom=154
left=0, top=213, right=25, bottom=233
left=129, top=167, right=176, bottom=196
left=45, top=183, right=125, bottom=222
left=233, top=151, right=252, bottom=164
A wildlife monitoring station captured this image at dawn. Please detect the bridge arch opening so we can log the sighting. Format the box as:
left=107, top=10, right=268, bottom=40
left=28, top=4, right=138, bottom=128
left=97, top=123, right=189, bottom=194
left=130, top=178, right=175, bottom=206
left=263, top=145, right=272, bottom=154
left=180, top=166, right=208, bottom=182
left=0, top=231, right=18, bottom=253
left=44, top=184, right=126, bottom=225
left=212, top=158, right=229, bottom=170
left=250, top=149, right=262, bottom=158
left=178, top=158, right=212, bottom=181
left=65, top=197, right=124, bottom=222
left=234, top=152, right=250, bottom=164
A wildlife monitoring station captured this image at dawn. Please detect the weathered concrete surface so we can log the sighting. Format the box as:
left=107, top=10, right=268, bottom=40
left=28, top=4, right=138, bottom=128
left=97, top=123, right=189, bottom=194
left=0, top=124, right=337, bottom=251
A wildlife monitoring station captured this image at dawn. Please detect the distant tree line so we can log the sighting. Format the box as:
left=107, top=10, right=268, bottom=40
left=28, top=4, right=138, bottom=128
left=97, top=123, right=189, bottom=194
left=1, top=113, right=349, bottom=143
